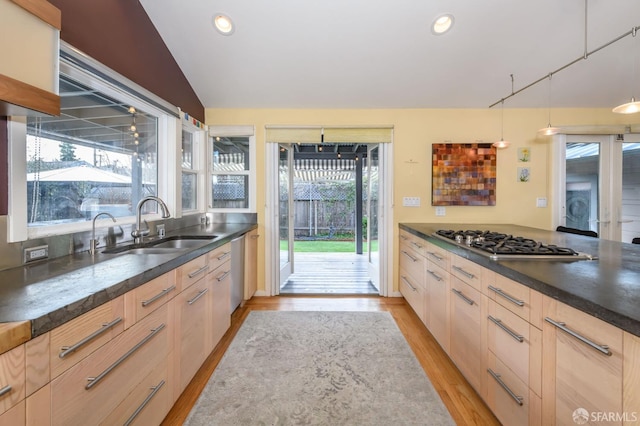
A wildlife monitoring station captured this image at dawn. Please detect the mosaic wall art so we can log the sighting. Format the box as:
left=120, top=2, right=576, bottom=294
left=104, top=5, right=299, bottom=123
left=432, top=143, right=497, bottom=206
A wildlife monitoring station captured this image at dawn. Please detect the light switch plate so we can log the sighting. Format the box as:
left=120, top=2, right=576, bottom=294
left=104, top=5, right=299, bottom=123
left=403, top=197, right=421, bottom=207
left=536, top=197, right=547, bottom=208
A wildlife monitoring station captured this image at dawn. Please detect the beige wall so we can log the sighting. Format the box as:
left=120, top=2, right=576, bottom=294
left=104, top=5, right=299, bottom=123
left=205, top=107, right=639, bottom=294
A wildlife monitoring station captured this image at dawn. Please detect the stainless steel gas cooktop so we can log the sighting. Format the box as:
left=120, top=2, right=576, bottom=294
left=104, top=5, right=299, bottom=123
left=432, top=229, right=597, bottom=261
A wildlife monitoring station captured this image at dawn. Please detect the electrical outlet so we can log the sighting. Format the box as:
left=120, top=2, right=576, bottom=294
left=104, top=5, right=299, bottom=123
left=435, top=206, right=446, bottom=216
left=536, top=197, right=547, bottom=208
left=403, top=197, right=421, bottom=207
left=24, top=245, right=49, bottom=263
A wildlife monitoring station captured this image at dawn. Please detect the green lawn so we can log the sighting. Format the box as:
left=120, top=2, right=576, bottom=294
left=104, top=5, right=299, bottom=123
left=280, top=240, right=378, bottom=252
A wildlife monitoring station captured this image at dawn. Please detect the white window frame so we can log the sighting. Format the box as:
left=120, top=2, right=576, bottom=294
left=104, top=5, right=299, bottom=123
left=179, top=112, right=207, bottom=216
left=7, top=46, right=180, bottom=242
left=208, top=125, right=256, bottom=213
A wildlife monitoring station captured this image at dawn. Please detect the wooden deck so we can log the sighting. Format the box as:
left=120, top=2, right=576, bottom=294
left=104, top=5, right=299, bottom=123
left=280, top=252, right=379, bottom=294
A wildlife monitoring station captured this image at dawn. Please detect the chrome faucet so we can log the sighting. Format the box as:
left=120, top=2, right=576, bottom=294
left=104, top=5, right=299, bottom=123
left=131, top=196, right=171, bottom=244
left=90, top=212, right=117, bottom=256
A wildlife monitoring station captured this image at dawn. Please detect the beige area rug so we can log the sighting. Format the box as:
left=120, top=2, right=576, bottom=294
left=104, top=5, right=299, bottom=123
left=184, top=311, right=455, bottom=425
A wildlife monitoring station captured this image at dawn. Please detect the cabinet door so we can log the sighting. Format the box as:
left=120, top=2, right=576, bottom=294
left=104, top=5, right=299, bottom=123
left=175, top=276, right=211, bottom=392
left=427, top=261, right=450, bottom=354
left=210, top=260, right=232, bottom=350
left=399, top=268, right=427, bottom=325
left=0, top=344, right=25, bottom=416
left=244, top=229, right=259, bottom=300
left=542, top=297, right=623, bottom=425
left=450, top=276, right=485, bottom=392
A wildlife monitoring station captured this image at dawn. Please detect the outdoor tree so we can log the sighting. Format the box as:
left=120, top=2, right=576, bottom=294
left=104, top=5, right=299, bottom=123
left=59, top=142, right=78, bottom=161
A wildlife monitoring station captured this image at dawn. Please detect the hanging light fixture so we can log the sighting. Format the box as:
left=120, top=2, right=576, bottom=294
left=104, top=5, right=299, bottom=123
left=493, top=101, right=510, bottom=149
left=613, top=27, right=640, bottom=114
left=538, top=73, right=559, bottom=136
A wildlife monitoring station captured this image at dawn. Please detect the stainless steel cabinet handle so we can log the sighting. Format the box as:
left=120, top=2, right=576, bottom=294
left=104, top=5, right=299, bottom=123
left=488, top=285, right=525, bottom=307
left=141, top=285, right=176, bottom=307
left=0, top=385, right=11, bottom=398
left=427, top=251, right=444, bottom=261
left=85, top=323, right=166, bottom=390
left=427, top=269, right=443, bottom=282
left=410, top=241, right=423, bottom=249
left=123, top=379, right=166, bottom=426
left=250, top=234, right=260, bottom=239
left=544, top=317, right=612, bottom=356
left=216, top=270, right=231, bottom=282
left=488, top=368, right=524, bottom=406
left=401, top=250, right=418, bottom=263
left=488, top=316, right=524, bottom=342
left=217, top=251, right=231, bottom=261
left=187, top=288, right=209, bottom=305
left=401, top=276, right=417, bottom=292
left=188, top=265, right=209, bottom=278
left=59, top=317, right=123, bottom=359
left=452, top=265, right=475, bottom=279
left=451, top=288, right=474, bottom=305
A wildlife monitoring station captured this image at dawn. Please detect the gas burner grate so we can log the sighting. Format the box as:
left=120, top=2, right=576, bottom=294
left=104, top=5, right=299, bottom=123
left=434, top=229, right=581, bottom=257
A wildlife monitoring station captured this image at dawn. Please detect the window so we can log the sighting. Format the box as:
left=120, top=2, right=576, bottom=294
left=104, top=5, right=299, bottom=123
left=8, top=44, right=179, bottom=241
left=181, top=114, right=205, bottom=213
left=209, top=126, right=255, bottom=212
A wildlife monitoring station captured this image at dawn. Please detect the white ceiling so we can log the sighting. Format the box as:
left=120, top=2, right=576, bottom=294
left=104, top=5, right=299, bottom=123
left=140, top=0, right=640, bottom=110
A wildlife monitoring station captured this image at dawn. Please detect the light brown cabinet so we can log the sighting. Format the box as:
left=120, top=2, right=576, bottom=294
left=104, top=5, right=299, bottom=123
left=449, top=275, right=486, bottom=393
left=0, top=0, right=60, bottom=116
left=0, top=344, right=25, bottom=416
left=209, top=254, right=231, bottom=350
left=426, top=259, right=450, bottom=353
left=399, top=234, right=427, bottom=325
left=175, top=257, right=213, bottom=393
left=542, top=296, right=624, bottom=425
left=50, top=303, right=171, bottom=426
left=244, top=229, right=259, bottom=300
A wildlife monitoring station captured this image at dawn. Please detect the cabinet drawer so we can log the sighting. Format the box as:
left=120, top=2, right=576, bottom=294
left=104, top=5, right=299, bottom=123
left=102, top=357, right=171, bottom=426
left=0, top=344, right=25, bottom=416
left=488, top=300, right=538, bottom=388
left=399, top=242, right=426, bottom=285
left=399, top=268, right=427, bottom=325
left=177, top=254, right=209, bottom=291
left=450, top=255, right=483, bottom=291
left=125, top=271, right=177, bottom=326
left=486, top=274, right=538, bottom=324
left=51, top=304, right=170, bottom=426
left=399, top=230, right=427, bottom=257
left=425, top=241, right=450, bottom=271
left=487, top=352, right=539, bottom=426
left=207, top=242, right=232, bottom=273
left=50, top=296, right=125, bottom=379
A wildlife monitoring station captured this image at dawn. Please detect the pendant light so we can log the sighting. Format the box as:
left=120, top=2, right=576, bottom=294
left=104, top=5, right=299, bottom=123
left=613, top=27, right=640, bottom=114
left=538, top=73, right=559, bottom=136
left=492, top=100, right=510, bottom=149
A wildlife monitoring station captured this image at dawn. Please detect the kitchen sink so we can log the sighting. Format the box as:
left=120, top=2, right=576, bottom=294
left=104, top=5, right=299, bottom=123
left=102, top=235, right=218, bottom=254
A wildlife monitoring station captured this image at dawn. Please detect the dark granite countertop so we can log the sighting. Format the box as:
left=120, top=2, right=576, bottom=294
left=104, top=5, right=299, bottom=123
left=0, top=222, right=257, bottom=339
left=400, top=223, right=640, bottom=337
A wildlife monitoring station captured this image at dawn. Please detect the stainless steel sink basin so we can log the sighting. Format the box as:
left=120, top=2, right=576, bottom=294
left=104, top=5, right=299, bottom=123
left=103, top=235, right=217, bottom=254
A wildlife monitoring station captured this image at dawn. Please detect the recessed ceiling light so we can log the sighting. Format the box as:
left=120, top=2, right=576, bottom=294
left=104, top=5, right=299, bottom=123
left=432, top=14, right=454, bottom=35
left=213, top=14, right=234, bottom=35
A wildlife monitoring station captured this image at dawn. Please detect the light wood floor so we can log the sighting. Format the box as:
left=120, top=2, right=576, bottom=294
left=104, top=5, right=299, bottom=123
left=280, top=252, right=379, bottom=294
left=161, top=296, right=500, bottom=426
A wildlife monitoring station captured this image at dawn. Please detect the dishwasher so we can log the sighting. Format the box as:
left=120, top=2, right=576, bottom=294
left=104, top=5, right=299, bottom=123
left=230, top=235, right=245, bottom=312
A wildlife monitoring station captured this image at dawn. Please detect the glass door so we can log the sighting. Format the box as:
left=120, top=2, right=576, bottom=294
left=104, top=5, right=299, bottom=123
left=279, top=144, right=294, bottom=288
left=366, top=145, right=380, bottom=291
left=562, top=135, right=640, bottom=242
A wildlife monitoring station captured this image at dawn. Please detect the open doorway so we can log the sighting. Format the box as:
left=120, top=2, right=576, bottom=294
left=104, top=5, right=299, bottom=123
left=278, top=143, right=380, bottom=295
